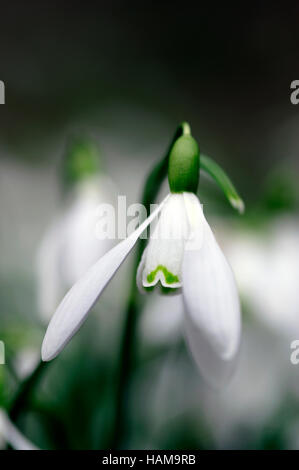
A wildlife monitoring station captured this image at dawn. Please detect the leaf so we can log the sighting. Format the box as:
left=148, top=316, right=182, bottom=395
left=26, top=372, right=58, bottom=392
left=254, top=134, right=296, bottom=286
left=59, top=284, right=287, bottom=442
left=200, top=154, right=245, bottom=214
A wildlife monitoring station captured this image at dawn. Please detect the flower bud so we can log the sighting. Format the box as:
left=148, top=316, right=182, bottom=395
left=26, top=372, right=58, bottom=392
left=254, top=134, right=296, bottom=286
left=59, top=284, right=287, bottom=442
left=63, top=137, right=100, bottom=187
left=168, top=135, right=199, bottom=193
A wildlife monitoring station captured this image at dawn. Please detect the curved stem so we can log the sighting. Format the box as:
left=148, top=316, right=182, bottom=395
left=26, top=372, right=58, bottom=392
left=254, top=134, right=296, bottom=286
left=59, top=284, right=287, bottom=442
left=110, top=122, right=188, bottom=449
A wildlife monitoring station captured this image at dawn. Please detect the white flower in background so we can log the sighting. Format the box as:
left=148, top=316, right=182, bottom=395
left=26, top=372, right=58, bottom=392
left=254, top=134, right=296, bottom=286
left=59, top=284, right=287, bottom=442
left=0, top=409, right=39, bottom=450
left=41, top=131, right=241, bottom=388
left=36, top=175, right=116, bottom=320
left=13, top=347, right=40, bottom=380
left=221, top=216, right=299, bottom=337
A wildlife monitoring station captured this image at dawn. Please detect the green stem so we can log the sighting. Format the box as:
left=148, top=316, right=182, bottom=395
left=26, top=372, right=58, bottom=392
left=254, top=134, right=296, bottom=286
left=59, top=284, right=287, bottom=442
left=110, top=122, right=188, bottom=449
left=9, top=361, right=48, bottom=422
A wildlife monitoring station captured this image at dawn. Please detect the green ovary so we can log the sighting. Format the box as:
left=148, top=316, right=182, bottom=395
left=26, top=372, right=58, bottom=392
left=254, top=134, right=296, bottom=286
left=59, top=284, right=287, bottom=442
left=147, top=265, right=179, bottom=285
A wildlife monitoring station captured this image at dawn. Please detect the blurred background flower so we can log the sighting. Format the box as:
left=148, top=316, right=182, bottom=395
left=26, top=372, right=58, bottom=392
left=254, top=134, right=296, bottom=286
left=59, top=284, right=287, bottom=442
left=36, top=137, right=117, bottom=320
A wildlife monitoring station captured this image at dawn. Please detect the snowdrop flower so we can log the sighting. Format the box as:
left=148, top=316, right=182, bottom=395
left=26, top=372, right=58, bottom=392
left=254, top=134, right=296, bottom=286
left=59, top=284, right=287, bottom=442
left=42, top=131, right=241, bottom=387
left=36, top=139, right=116, bottom=320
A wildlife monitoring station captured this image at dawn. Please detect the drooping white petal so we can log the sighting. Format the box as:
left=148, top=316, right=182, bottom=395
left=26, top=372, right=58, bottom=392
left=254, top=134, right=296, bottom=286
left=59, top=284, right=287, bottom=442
left=42, top=196, right=168, bottom=361
left=138, top=193, right=190, bottom=290
left=182, top=193, right=241, bottom=388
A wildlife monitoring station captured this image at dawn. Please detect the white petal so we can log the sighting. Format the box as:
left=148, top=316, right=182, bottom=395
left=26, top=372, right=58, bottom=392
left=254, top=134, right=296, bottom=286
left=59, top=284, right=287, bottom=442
left=139, top=193, right=190, bottom=290
left=42, top=196, right=168, bottom=361
left=182, top=193, right=241, bottom=387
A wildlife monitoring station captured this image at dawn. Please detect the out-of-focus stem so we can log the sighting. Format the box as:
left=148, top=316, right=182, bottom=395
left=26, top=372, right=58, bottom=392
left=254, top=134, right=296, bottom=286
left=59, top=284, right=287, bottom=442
left=110, top=122, right=189, bottom=449
left=9, top=361, right=48, bottom=423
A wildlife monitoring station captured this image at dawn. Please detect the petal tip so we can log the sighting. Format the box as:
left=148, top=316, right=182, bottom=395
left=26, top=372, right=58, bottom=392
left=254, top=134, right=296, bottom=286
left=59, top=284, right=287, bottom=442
left=231, top=197, right=245, bottom=214
left=41, top=336, right=58, bottom=362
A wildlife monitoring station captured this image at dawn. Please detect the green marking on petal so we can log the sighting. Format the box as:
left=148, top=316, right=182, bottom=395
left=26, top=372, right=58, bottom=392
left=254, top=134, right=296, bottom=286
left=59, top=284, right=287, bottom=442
left=160, top=285, right=179, bottom=294
left=144, top=286, right=155, bottom=292
left=147, top=265, right=180, bottom=285
left=144, top=285, right=179, bottom=294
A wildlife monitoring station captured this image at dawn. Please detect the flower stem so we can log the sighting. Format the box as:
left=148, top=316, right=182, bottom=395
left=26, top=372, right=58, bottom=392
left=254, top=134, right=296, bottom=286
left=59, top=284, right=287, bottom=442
left=110, top=122, right=188, bottom=449
left=9, top=361, right=49, bottom=422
